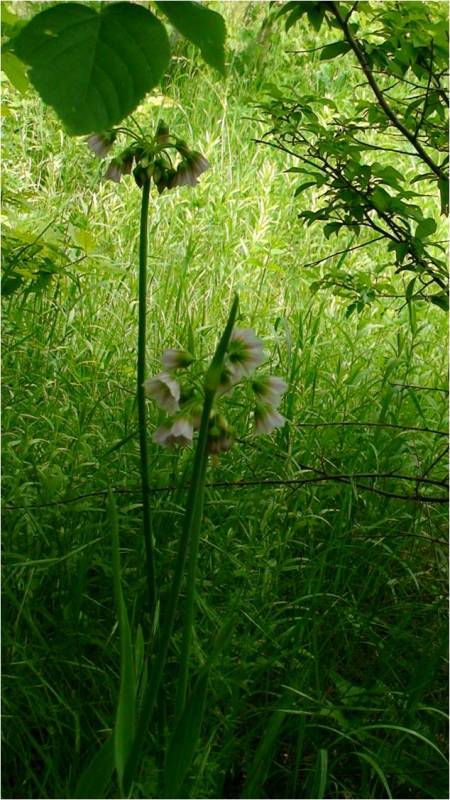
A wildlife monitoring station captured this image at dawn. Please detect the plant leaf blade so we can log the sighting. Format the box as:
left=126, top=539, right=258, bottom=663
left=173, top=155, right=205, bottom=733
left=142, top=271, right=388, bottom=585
left=12, top=2, right=170, bottom=135
left=156, top=0, right=226, bottom=75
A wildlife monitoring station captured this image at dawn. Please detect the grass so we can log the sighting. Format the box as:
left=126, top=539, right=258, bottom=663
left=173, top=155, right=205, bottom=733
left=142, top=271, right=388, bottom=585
left=2, top=3, right=448, bottom=798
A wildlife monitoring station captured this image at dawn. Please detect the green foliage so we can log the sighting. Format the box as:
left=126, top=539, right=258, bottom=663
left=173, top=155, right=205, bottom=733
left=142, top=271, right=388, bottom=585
left=263, top=0, right=449, bottom=310
left=1, top=189, right=72, bottom=296
left=10, top=1, right=227, bottom=135
left=2, top=5, right=448, bottom=799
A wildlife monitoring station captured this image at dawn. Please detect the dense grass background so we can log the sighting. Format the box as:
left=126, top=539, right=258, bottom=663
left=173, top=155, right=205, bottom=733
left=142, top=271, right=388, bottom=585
left=2, top=3, right=448, bottom=798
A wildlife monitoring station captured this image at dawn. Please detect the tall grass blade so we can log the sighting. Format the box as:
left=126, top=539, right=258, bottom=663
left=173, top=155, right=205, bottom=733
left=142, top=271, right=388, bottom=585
left=166, top=609, right=238, bottom=797
left=311, top=748, right=328, bottom=799
left=242, top=707, right=286, bottom=798
left=356, top=751, right=393, bottom=799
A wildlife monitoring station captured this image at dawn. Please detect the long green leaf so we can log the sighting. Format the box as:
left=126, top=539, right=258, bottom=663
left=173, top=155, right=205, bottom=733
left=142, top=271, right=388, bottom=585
left=312, top=748, right=328, bottom=799
left=73, top=734, right=114, bottom=800
left=156, top=1, right=226, bottom=75
left=356, top=751, right=393, bottom=799
left=164, top=671, right=209, bottom=798
left=109, top=491, right=136, bottom=793
left=13, top=2, right=170, bottom=135
left=242, top=707, right=286, bottom=798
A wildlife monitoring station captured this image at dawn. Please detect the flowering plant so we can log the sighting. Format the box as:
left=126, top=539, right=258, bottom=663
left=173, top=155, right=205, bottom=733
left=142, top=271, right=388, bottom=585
left=144, top=327, right=287, bottom=454
left=85, top=117, right=210, bottom=629
left=87, top=120, right=209, bottom=191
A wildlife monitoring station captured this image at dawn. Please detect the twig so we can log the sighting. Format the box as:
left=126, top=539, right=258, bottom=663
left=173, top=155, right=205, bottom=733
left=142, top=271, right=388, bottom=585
left=4, top=468, right=448, bottom=511
left=301, top=236, right=385, bottom=269
left=293, top=421, right=448, bottom=436
left=389, top=382, right=449, bottom=394
left=414, top=40, right=435, bottom=139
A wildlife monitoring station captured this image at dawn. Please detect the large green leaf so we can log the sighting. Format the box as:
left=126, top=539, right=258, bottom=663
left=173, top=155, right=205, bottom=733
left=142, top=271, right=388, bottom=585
left=12, top=2, right=170, bottom=135
left=156, top=1, right=226, bottom=75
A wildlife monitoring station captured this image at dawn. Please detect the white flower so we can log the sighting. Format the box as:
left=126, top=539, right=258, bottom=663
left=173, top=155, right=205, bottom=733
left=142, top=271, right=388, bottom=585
left=87, top=131, right=116, bottom=159
left=227, top=328, right=265, bottom=380
left=252, top=375, right=287, bottom=408
left=254, top=404, right=286, bottom=435
left=143, top=372, right=180, bottom=414
left=152, top=418, right=193, bottom=448
left=162, top=348, right=194, bottom=371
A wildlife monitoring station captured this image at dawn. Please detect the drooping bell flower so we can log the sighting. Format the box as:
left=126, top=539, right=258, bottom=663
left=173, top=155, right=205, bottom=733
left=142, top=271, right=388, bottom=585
left=252, top=375, right=287, bottom=408
left=162, top=348, right=195, bottom=371
left=227, top=328, right=265, bottom=380
left=105, top=149, right=134, bottom=183
left=87, top=130, right=117, bottom=159
left=152, top=417, right=193, bottom=448
left=254, top=403, right=286, bottom=435
left=170, top=151, right=210, bottom=189
left=156, top=120, right=170, bottom=145
left=143, top=372, right=180, bottom=414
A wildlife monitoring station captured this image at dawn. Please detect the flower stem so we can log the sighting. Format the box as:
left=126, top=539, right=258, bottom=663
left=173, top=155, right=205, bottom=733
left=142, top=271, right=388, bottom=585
left=123, top=294, right=239, bottom=793
left=137, top=176, right=156, bottom=616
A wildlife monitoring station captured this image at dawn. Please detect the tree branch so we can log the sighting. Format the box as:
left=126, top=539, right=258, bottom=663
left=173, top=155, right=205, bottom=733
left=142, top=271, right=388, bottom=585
left=328, top=1, right=447, bottom=181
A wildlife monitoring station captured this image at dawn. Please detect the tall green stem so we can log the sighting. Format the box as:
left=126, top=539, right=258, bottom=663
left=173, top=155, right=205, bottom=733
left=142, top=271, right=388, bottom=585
left=174, top=454, right=207, bottom=717
left=123, top=294, right=239, bottom=794
left=124, top=389, right=214, bottom=793
left=137, top=177, right=156, bottom=615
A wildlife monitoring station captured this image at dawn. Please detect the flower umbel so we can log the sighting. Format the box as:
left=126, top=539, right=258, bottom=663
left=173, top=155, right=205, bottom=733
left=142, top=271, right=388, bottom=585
left=227, top=328, right=265, bottom=380
left=143, top=372, right=180, bottom=414
left=153, top=418, right=193, bottom=448
left=254, top=404, right=286, bottom=436
left=147, top=325, right=286, bottom=453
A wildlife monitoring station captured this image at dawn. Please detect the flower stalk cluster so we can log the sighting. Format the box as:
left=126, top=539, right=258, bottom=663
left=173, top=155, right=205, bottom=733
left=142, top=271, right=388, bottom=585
left=144, top=328, right=287, bottom=455
left=87, top=120, right=209, bottom=191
